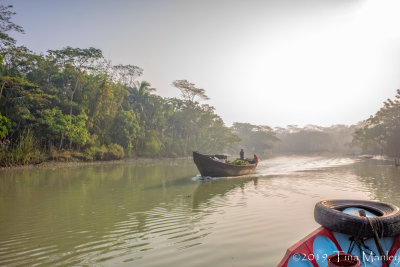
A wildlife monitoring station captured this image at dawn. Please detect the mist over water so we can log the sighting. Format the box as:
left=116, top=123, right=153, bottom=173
left=1, top=156, right=399, bottom=266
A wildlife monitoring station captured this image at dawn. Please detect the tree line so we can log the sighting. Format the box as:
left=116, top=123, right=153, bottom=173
left=230, top=123, right=360, bottom=157
left=353, top=89, right=400, bottom=163
left=0, top=5, right=238, bottom=166
left=2, top=5, right=399, bottom=166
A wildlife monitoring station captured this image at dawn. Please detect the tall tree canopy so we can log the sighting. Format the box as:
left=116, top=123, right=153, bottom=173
left=0, top=4, right=24, bottom=49
left=353, top=89, right=400, bottom=159
left=172, top=79, right=210, bottom=102
left=0, top=48, right=238, bottom=164
left=231, top=123, right=278, bottom=156
left=0, top=5, right=240, bottom=166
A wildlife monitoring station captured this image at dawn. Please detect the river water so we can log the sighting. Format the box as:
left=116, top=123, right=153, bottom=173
left=1, top=156, right=400, bottom=266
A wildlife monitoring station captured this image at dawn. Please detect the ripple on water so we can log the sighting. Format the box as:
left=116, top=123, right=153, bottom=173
left=1, top=156, right=398, bottom=266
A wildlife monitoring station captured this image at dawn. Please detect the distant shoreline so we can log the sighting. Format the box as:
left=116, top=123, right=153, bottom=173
left=0, top=157, right=192, bottom=171
left=1, top=153, right=392, bottom=171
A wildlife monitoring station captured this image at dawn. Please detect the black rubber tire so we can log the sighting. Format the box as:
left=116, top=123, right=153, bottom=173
left=314, top=199, right=400, bottom=237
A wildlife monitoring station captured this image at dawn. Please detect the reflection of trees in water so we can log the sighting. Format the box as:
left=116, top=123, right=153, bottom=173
left=192, top=177, right=258, bottom=209
left=0, top=160, right=261, bottom=265
left=353, top=160, right=400, bottom=206
left=0, top=160, right=201, bottom=265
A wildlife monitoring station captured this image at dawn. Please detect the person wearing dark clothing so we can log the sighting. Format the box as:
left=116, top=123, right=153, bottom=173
left=240, top=149, right=244, bottom=160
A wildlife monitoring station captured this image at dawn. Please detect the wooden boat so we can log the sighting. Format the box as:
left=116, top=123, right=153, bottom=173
left=278, top=199, right=400, bottom=267
left=192, top=151, right=257, bottom=177
left=359, top=154, right=374, bottom=159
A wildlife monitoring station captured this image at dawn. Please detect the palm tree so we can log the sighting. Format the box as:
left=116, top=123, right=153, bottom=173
left=133, top=80, right=156, bottom=97
left=125, top=80, right=156, bottom=112
left=128, top=81, right=159, bottom=152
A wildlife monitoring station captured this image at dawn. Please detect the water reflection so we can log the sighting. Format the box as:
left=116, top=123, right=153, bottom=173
left=192, top=177, right=258, bottom=209
left=0, top=160, right=201, bottom=266
left=1, top=157, right=400, bottom=266
left=353, top=159, right=400, bottom=206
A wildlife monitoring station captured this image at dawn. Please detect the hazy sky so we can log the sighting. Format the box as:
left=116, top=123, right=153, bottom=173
left=8, top=0, right=400, bottom=127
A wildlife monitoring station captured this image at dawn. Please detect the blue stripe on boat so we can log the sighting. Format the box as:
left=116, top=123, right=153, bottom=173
left=390, top=249, right=400, bottom=266
left=313, top=235, right=338, bottom=267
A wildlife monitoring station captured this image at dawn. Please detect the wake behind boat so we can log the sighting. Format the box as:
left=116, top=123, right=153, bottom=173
left=192, top=151, right=257, bottom=177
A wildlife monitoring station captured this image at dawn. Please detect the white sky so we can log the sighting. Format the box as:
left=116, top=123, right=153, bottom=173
left=10, top=0, right=400, bottom=127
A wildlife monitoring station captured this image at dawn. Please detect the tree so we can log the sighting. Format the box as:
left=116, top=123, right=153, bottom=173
left=231, top=123, right=278, bottom=156
left=38, top=108, right=69, bottom=149
left=161, top=100, right=239, bottom=156
left=353, top=89, right=400, bottom=162
left=1, top=46, right=37, bottom=77
left=270, top=125, right=357, bottom=155
left=112, top=64, right=143, bottom=87
left=133, top=80, right=156, bottom=96
left=48, top=47, right=103, bottom=116
left=0, top=4, right=24, bottom=49
left=172, top=79, right=209, bottom=102
left=0, top=75, right=50, bottom=135
left=88, top=78, right=124, bottom=145
left=38, top=108, right=89, bottom=149
left=65, top=113, right=89, bottom=147
left=352, top=123, right=382, bottom=154
left=0, top=16, right=241, bottom=164
left=111, top=109, right=140, bottom=150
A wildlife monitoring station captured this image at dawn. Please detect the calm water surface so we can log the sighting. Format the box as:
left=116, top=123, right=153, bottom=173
left=1, top=156, right=400, bottom=266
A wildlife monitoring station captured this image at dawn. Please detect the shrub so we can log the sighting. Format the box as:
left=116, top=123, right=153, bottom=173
left=83, top=146, right=97, bottom=161
left=0, top=129, right=44, bottom=167
left=106, top=143, right=124, bottom=160
left=83, top=144, right=124, bottom=161
left=48, top=148, right=84, bottom=162
left=141, top=135, right=162, bottom=157
left=95, top=145, right=108, bottom=160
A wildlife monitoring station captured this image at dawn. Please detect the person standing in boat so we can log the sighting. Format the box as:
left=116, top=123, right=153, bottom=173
left=240, top=149, right=244, bottom=160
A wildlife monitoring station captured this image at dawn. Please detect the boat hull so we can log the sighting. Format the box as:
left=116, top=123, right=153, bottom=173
left=192, top=151, right=257, bottom=177
left=278, top=226, right=400, bottom=266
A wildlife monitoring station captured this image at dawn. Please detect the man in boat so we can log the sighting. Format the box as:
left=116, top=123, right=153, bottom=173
left=240, top=149, right=244, bottom=160
left=252, top=154, right=259, bottom=164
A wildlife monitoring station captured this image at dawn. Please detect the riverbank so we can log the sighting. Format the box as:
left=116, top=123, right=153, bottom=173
left=1, top=152, right=394, bottom=171
left=0, top=156, right=192, bottom=171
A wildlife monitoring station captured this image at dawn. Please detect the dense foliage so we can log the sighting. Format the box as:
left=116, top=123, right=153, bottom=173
left=4, top=4, right=389, bottom=166
left=0, top=5, right=238, bottom=166
left=230, top=123, right=278, bottom=157
left=272, top=125, right=359, bottom=155
left=353, top=89, right=400, bottom=160
left=230, top=123, right=359, bottom=157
